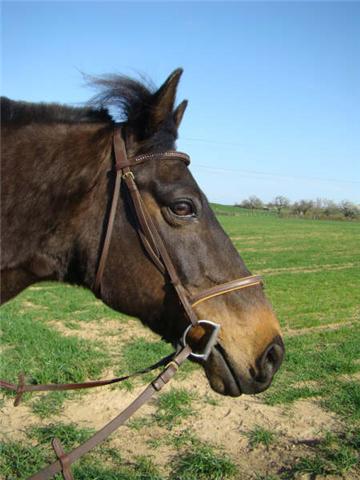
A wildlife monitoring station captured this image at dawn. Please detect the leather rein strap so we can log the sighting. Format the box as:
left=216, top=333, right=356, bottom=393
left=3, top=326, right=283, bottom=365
left=0, top=351, right=177, bottom=406
left=27, top=346, right=192, bottom=480
left=1, top=126, right=263, bottom=480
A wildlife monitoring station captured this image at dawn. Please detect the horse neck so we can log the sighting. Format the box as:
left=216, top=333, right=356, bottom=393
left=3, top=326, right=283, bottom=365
left=1, top=122, right=114, bottom=291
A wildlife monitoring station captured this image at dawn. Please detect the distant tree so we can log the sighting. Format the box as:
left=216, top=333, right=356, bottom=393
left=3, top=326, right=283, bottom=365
left=322, top=199, right=339, bottom=217
left=339, top=200, right=360, bottom=219
left=292, top=202, right=301, bottom=215
left=313, top=198, right=324, bottom=210
left=273, top=196, right=290, bottom=214
left=236, top=196, right=359, bottom=221
left=239, top=195, right=264, bottom=210
left=310, top=198, right=324, bottom=218
left=292, top=199, right=314, bottom=216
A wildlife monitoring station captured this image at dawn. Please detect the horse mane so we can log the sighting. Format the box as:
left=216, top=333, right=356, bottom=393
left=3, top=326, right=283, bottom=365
left=0, top=96, right=112, bottom=126
left=1, top=75, right=157, bottom=127
left=88, top=74, right=178, bottom=149
left=88, top=74, right=157, bottom=123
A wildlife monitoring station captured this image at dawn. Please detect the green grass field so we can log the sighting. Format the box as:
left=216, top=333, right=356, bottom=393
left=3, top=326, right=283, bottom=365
left=1, top=205, right=359, bottom=479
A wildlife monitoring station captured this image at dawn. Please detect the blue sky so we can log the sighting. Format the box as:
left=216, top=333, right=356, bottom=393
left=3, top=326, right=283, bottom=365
left=2, top=1, right=359, bottom=204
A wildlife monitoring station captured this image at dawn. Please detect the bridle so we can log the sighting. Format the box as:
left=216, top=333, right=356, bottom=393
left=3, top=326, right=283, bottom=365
left=94, top=126, right=263, bottom=360
left=0, top=127, right=263, bottom=480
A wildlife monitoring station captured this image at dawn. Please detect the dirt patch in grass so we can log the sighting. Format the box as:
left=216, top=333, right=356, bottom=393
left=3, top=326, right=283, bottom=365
left=283, top=320, right=358, bottom=337
left=27, top=285, right=68, bottom=291
left=261, top=262, right=358, bottom=276
left=2, top=310, right=358, bottom=478
left=230, top=236, right=265, bottom=242
left=0, top=368, right=347, bottom=479
left=47, top=317, right=160, bottom=344
left=21, top=300, right=46, bottom=310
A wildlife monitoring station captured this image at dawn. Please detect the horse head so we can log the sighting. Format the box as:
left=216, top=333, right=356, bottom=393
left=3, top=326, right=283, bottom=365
left=90, top=69, right=284, bottom=396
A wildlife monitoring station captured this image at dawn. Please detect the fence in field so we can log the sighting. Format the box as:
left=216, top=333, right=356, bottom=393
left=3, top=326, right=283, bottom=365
left=211, top=205, right=278, bottom=218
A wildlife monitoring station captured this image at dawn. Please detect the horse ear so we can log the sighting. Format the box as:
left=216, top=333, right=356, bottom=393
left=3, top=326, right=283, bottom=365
left=173, top=100, right=188, bottom=128
left=151, top=68, right=183, bottom=126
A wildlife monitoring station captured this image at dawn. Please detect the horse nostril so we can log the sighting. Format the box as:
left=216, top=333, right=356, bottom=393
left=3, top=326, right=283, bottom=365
left=263, top=343, right=284, bottom=372
left=253, top=339, right=285, bottom=384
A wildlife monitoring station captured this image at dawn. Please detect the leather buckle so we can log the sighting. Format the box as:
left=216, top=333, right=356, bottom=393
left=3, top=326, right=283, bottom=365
left=181, top=320, right=220, bottom=361
left=122, top=170, right=135, bottom=180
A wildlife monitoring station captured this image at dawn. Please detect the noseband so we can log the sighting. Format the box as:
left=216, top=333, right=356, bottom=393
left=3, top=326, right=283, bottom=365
left=95, top=127, right=263, bottom=360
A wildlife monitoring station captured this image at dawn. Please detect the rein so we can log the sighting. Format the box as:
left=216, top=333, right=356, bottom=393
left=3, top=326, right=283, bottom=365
left=0, top=127, right=262, bottom=479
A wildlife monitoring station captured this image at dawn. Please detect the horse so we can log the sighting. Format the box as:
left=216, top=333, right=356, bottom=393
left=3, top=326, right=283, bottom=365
left=1, top=68, right=284, bottom=398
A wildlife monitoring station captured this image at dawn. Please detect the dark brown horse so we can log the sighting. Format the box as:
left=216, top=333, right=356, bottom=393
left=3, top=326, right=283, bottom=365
left=1, top=69, right=283, bottom=397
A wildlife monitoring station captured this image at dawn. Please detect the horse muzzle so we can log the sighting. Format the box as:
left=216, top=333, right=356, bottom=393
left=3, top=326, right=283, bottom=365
left=203, top=337, right=285, bottom=397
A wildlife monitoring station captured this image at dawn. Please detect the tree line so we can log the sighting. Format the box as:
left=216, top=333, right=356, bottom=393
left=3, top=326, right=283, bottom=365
left=235, top=196, right=360, bottom=220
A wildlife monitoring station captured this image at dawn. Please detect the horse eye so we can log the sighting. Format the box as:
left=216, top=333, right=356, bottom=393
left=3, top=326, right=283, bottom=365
left=170, top=200, right=195, bottom=217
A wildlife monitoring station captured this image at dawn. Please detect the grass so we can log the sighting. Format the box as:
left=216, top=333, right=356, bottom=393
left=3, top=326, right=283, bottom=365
left=28, top=422, right=94, bottom=450
left=0, top=441, right=51, bottom=480
left=290, top=431, right=359, bottom=477
left=217, top=207, right=360, bottom=477
left=1, top=282, right=125, bottom=324
left=255, top=476, right=281, bottom=480
left=1, top=204, right=360, bottom=478
left=266, top=269, right=360, bottom=330
left=164, top=430, right=238, bottom=479
left=127, top=416, right=154, bottom=431
left=0, top=307, right=109, bottom=386
left=246, top=426, right=276, bottom=448
left=1, top=422, right=165, bottom=480
left=321, top=380, right=360, bottom=421
left=169, top=430, right=201, bottom=449
left=129, top=456, right=164, bottom=480
left=120, top=338, right=173, bottom=370
left=2, top=426, right=237, bottom=480
left=31, top=391, right=70, bottom=418
left=262, top=324, right=360, bottom=407
left=170, top=444, right=237, bottom=480
left=0, top=437, right=164, bottom=480
left=148, top=429, right=237, bottom=478
left=146, top=429, right=200, bottom=450
left=113, top=337, right=173, bottom=391
left=72, top=455, right=164, bottom=480
left=117, top=337, right=173, bottom=386
left=114, top=337, right=197, bottom=390
left=154, top=387, right=196, bottom=429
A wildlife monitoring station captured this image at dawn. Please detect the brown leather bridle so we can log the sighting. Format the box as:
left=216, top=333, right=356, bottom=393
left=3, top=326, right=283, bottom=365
left=94, top=126, right=263, bottom=360
left=1, top=127, right=263, bottom=479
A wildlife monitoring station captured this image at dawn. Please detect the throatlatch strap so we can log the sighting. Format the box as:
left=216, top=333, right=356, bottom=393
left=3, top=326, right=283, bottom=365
left=94, top=170, right=122, bottom=293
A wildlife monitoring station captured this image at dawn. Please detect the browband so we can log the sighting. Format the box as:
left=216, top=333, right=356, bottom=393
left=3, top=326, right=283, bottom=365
left=113, top=131, right=190, bottom=170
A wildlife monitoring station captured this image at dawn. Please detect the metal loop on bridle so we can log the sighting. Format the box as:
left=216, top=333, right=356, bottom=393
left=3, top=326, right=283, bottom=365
left=181, top=320, right=221, bottom=361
